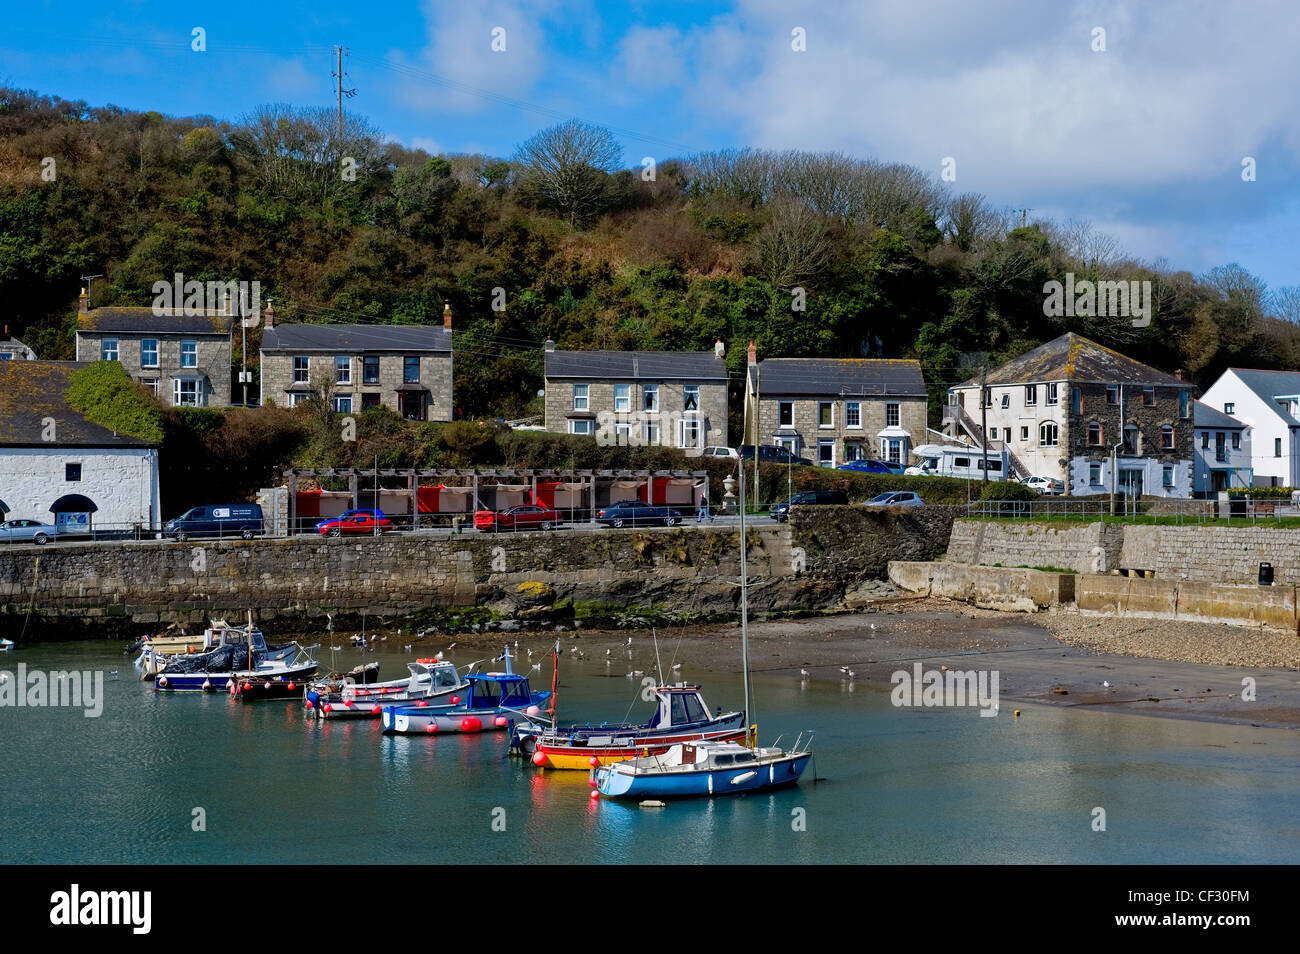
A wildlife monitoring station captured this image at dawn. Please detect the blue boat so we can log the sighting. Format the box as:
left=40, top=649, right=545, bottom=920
left=594, top=737, right=812, bottom=798
left=381, top=647, right=550, bottom=735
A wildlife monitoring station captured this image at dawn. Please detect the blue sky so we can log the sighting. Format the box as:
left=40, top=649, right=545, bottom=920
left=6, top=0, right=1300, bottom=295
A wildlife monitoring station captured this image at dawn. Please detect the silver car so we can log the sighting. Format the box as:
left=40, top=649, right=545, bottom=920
left=0, top=519, right=58, bottom=545
left=862, top=492, right=924, bottom=507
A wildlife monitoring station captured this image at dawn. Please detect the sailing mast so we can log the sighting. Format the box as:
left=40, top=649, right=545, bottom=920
left=738, top=462, right=753, bottom=748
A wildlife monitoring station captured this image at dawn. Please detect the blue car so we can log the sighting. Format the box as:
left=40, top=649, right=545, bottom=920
left=837, top=458, right=904, bottom=475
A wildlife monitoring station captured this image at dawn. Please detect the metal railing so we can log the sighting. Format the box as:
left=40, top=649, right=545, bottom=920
left=967, top=497, right=1300, bottom=525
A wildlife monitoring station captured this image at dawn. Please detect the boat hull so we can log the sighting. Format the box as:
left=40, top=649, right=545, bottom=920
left=535, top=724, right=749, bottom=770
left=594, top=751, right=811, bottom=799
left=308, top=681, right=468, bottom=720
left=155, top=662, right=317, bottom=694
left=381, top=696, right=548, bottom=735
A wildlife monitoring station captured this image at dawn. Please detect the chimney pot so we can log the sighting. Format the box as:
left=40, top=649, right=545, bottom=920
left=443, top=302, right=452, bottom=330
left=544, top=338, right=555, bottom=353
left=79, top=288, right=89, bottom=315
left=715, top=338, right=725, bottom=359
left=264, top=301, right=275, bottom=328
left=746, top=340, right=757, bottom=365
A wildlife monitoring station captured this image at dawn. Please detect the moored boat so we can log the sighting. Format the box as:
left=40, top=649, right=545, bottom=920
left=381, top=647, right=549, bottom=735
left=154, top=621, right=317, bottom=694
left=593, top=737, right=812, bottom=799
left=306, top=658, right=469, bottom=719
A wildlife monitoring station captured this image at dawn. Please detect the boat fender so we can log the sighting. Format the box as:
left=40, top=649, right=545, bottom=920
left=229, top=680, right=237, bottom=696
left=588, top=756, right=600, bottom=768
left=450, top=696, right=460, bottom=705
left=287, top=682, right=295, bottom=692
left=157, top=676, right=168, bottom=689
left=494, top=716, right=508, bottom=728
left=305, top=698, right=314, bottom=709
left=416, top=700, right=427, bottom=708
left=243, top=682, right=252, bottom=691
left=461, top=717, right=482, bottom=732
left=372, top=705, right=381, bottom=714
left=323, top=704, right=333, bottom=713
left=532, top=751, right=547, bottom=766
left=589, top=778, right=597, bottom=788
left=589, top=790, right=600, bottom=800
left=525, top=705, right=540, bottom=717
left=201, top=679, right=211, bottom=691
left=344, top=699, right=353, bottom=707
left=426, top=723, right=438, bottom=733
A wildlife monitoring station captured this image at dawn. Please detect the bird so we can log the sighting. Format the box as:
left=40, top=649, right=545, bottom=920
left=839, top=666, right=850, bottom=674
left=848, top=671, right=857, bottom=680
left=606, top=649, right=612, bottom=656
left=625, top=637, right=633, bottom=648
left=800, top=669, right=809, bottom=677
left=531, top=663, right=541, bottom=672
left=403, top=644, right=412, bottom=652
left=1102, top=680, right=1111, bottom=688
left=869, top=623, right=877, bottom=630
left=672, top=663, right=682, bottom=671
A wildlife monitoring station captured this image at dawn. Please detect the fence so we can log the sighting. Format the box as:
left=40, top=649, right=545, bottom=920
left=967, top=496, right=1300, bottom=525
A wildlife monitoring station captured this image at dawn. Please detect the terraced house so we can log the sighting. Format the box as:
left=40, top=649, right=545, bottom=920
left=259, top=309, right=453, bottom=420
left=944, top=332, right=1195, bottom=497
left=74, top=291, right=233, bottom=406
left=743, top=345, right=928, bottom=467
left=542, top=342, right=730, bottom=450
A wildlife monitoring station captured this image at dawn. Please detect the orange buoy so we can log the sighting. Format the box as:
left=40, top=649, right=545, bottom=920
left=287, top=682, right=295, bottom=691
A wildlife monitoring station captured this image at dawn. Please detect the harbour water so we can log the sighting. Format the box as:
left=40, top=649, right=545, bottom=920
left=2, top=639, right=1298, bottom=864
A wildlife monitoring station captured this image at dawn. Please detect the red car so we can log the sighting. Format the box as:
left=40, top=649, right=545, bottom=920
left=474, top=505, right=563, bottom=531
left=317, top=511, right=392, bottom=536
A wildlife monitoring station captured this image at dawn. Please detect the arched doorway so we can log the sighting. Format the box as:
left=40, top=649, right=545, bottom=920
left=49, top=494, right=98, bottom=536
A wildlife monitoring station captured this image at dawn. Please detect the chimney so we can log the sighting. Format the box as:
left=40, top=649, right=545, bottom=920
left=79, top=288, right=89, bottom=315
left=715, top=338, right=725, bottom=359
left=264, top=300, right=275, bottom=329
left=544, top=337, right=555, bottom=353
left=1174, top=369, right=1184, bottom=380
left=746, top=340, right=757, bottom=365
left=221, top=288, right=231, bottom=316
left=443, top=302, right=453, bottom=330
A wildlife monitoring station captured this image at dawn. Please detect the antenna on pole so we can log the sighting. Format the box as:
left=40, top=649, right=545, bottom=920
left=332, top=46, right=357, bottom=141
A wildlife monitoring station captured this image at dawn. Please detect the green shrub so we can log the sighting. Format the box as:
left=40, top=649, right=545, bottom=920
left=979, top=480, right=1039, bottom=501
left=65, top=361, right=166, bottom=444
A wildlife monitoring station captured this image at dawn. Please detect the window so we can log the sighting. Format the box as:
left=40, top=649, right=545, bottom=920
left=818, top=402, right=833, bottom=427
left=1088, top=422, right=1102, bottom=446
left=1163, top=465, right=1175, bottom=488
left=141, top=339, right=158, bottom=367
left=172, top=378, right=203, bottom=407
left=1089, top=463, right=1102, bottom=485
left=1143, top=387, right=1156, bottom=406
left=403, top=356, right=420, bottom=384
left=1020, top=426, right=1028, bottom=442
left=101, top=339, right=118, bottom=361
left=568, top=419, right=594, bottom=435
left=1276, top=437, right=1283, bottom=458
left=142, top=378, right=159, bottom=397
left=818, top=440, right=835, bottom=467
left=1071, top=387, right=1082, bottom=414
left=335, top=356, right=351, bottom=384
left=1162, top=425, right=1175, bottom=450
left=844, top=442, right=865, bottom=461
left=1046, top=383, right=1059, bottom=405
left=886, top=402, right=900, bottom=427
left=953, top=457, right=971, bottom=468
left=1025, top=385, right=1037, bottom=406
left=778, top=401, right=794, bottom=427
left=363, top=356, right=379, bottom=384
left=1179, top=390, right=1190, bottom=419
left=1000, top=393, right=1010, bottom=409
left=983, top=389, right=993, bottom=407
left=333, top=394, right=353, bottom=413
left=1214, top=431, right=1226, bottom=461
left=288, top=392, right=308, bottom=408
left=180, top=340, right=197, bottom=368
left=644, top=420, right=660, bottom=444
left=883, top=439, right=903, bottom=463
left=643, top=384, right=659, bottom=412
left=846, top=401, right=861, bottom=428
left=677, top=418, right=701, bottom=448
left=1232, top=432, right=1241, bottom=450
left=683, top=385, right=699, bottom=412
left=1106, top=385, right=1119, bottom=405
left=293, top=356, right=309, bottom=384
left=614, top=384, right=630, bottom=413
left=988, top=428, right=997, bottom=441
left=1224, top=403, right=1235, bottom=415
left=614, top=421, right=632, bottom=443
left=1123, top=425, right=1140, bottom=455
left=361, top=393, right=380, bottom=408
left=1039, top=422, right=1058, bottom=447
left=572, top=383, right=589, bottom=411
left=1201, top=431, right=1209, bottom=450
left=65, top=463, right=81, bottom=482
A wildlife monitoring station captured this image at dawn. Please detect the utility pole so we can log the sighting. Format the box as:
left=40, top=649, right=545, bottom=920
left=238, top=286, right=248, bottom=407
left=332, top=46, right=357, bottom=142
left=980, top=364, right=989, bottom=489
left=1110, top=384, right=1124, bottom=516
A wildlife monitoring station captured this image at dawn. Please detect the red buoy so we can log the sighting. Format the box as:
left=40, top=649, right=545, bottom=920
left=589, top=756, right=600, bottom=768
left=305, top=699, right=314, bottom=708
left=344, top=699, right=353, bottom=707
left=589, top=778, right=597, bottom=788
left=589, top=789, right=600, bottom=800
left=532, top=751, right=547, bottom=766
left=450, top=696, right=460, bottom=705
left=416, top=700, right=427, bottom=708
left=426, top=723, right=437, bottom=733
left=287, top=682, right=295, bottom=691
left=494, top=716, right=508, bottom=727
left=323, top=704, right=333, bottom=713
left=461, top=717, right=482, bottom=732
left=371, top=705, right=381, bottom=714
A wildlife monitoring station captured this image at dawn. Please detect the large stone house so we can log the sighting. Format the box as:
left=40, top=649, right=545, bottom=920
left=743, top=345, right=928, bottom=467
left=1198, top=368, right=1300, bottom=487
left=542, top=343, right=730, bottom=450
left=944, top=332, right=1195, bottom=497
left=0, top=361, right=161, bottom=532
left=74, top=292, right=234, bottom=407
left=259, top=310, right=453, bottom=421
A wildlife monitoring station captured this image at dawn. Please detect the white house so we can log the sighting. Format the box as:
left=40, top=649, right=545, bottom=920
left=1192, top=401, right=1251, bottom=495
left=0, top=361, right=160, bottom=532
left=1198, top=369, right=1300, bottom=487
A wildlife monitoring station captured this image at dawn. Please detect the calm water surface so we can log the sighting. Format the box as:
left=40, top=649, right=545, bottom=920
left=2, top=641, right=1298, bottom=864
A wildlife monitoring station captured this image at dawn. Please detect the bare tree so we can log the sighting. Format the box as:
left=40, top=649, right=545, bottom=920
left=229, top=104, right=384, bottom=201
left=512, top=119, right=622, bottom=225
left=750, top=198, right=829, bottom=294
left=1269, top=285, right=1300, bottom=323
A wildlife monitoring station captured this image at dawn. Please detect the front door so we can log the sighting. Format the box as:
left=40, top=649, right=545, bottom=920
left=1211, top=470, right=1228, bottom=492
left=399, top=392, right=424, bottom=421
left=1119, top=469, right=1144, bottom=498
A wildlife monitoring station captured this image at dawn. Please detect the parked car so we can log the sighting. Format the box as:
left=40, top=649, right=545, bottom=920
left=1021, top=476, right=1062, bottom=495
left=0, top=519, right=58, bottom=545
left=863, top=491, right=924, bottom=507
left=474, top=505, right=563, bottom=531
left=700, top=446, right=739, bottom=459
left=595, top=500, right=683, bottom=528
left=165, top=504, right=264, bottom=541
left=316, top=510, right=392, bottom=537
left=837, top=458, right=904, bottom=475
left=738, top=445, right=814, bottom=466
left=769, top=490, right=850, bottom=521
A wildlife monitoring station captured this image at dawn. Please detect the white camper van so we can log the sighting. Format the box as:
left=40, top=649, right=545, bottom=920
left=905, top=444, right=1008, bottom=480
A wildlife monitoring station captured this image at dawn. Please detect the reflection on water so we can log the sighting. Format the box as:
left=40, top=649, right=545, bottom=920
left=1, top=641, right=1298, bottom=863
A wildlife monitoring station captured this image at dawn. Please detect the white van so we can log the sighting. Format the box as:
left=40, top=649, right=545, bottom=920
left=905, top=444, right=1007, bottom=479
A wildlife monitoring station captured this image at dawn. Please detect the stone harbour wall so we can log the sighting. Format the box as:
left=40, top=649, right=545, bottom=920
left=945, top=519, right=1124, bottom=574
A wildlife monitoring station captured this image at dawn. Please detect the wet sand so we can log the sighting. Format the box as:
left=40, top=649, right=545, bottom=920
left=423, top=598, right=1300, bottom=730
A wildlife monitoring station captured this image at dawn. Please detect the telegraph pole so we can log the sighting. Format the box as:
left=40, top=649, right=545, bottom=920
left=980, top=364, right=989, bottom=489
left=332, top=46, right=357, bottom=142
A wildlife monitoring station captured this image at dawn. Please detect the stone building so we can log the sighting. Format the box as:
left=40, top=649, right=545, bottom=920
left=74, top=291, right=234, bottom=406
left=542, top=343, right=730, bottom=450
left=0, top=361, right=160, bottom=531
left=259, top=307, right=453, bottom=421
left=743, top=345, right=928, bottom=467
left=945, top=332, right=1195, bottom=497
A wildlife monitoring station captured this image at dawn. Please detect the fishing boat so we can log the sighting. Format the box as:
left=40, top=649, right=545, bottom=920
left=0, top=637, right=13, bottom=652
left=134, top=619, right=297, bottom=680
left=306, top=658, right=469, bottom=719
left=512, top=679, right=747, bottom=769
left=154, top=619, right=317, bottom=694
left=593, top=461, right=813, bottom=800
left=380, top=647, right=549, bottom=735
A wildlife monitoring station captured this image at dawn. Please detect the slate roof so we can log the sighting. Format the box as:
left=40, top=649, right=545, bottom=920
left=0, top=361, right=153, bottom=448
left=753, top=358, right=925, bottom=397
left=78, top=307, right=233, bottom=335
left=545, top=351, right=728, bottom=381
left=1224, top=368, right=1300, bottom=426
left=958, top=333, right=1186, bottom=388
left=262, top=324, right=453, bottom=352
left=1193, top=401, right=1246, bottom=430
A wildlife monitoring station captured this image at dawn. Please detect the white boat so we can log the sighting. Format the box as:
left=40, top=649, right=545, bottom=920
left=305, top=659, right=469, bottom=719
left=0, top=638, right=14, bottom=652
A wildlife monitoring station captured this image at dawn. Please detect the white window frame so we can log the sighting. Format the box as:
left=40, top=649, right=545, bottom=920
left=101, top=339, right=119, bottom=361
left=141, top=338, right=159, bottom=368
left=845, top=401, right=861, bottom=429
left=181, top=340, right=198, bottom=368
left=1162, top=465, right=1175, bottom=488
left=1000, top=393, right=1010, bottom=409
left=683, top=384, right=700, bottom=412
left=288, top=392, right=308, bottom=408
left=677, top=417, right=702, bottom=448
left=1089, top=463, right=1103, bottom=485
left=1045, top=382, right=1059, bottom=405
left=568, top=418, right=594, bottom=436
left=881, top=438, right=903, bottom=463
left=172, top=378, right=204, bottom=407
left=142, top=378, right=159, bottom=397
left=1024, top=385, right=1037, bottom=406
left=778, top=401, right=794, bottom=428
left=573, top=383, right=589, bottom=411
left=886, top=402, right=900, bottom=427
left=644, top=419, right=660, bottom=444
left=614, top=383, right=630, bottom=413
left=1019, top=426, right=1028, bottom=441
left=817, top=439, right=835, bottom=467
left=818, top=401, right=834, bottom=428
left=335, top=356, right=351, bottom=384
left=614, top=422, right=632, bottom=443
left=643, top=384, right=659, bottom=413
left=333, top=394, right=353, bottom=413
left=1039, top=421, right=1059, bottom=447
left=293, top=356, right=309, bottom=384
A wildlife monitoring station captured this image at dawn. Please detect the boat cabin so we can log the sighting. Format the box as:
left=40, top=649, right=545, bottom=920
left=648, top=684, right=715, bottom=729
left=466, top=673, right=535, bottom=710
left=411, top=660, right=463, bottom=689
